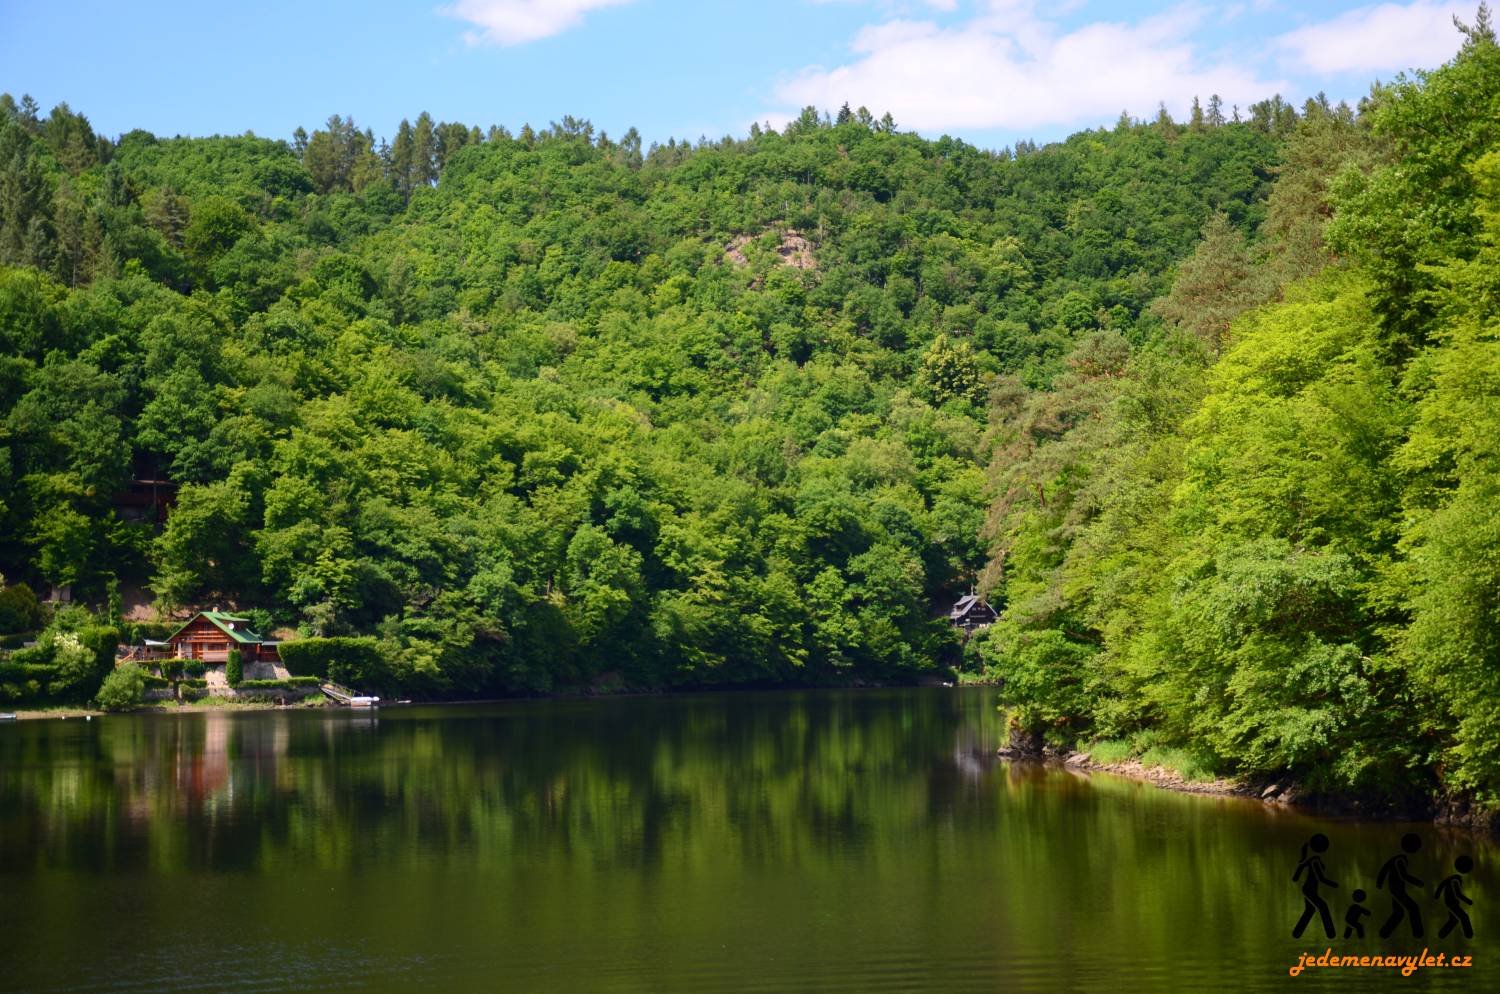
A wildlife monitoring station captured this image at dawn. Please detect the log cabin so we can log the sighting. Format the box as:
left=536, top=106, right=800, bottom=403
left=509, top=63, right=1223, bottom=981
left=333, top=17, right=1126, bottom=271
left=163, top=611, right=280, bottom=664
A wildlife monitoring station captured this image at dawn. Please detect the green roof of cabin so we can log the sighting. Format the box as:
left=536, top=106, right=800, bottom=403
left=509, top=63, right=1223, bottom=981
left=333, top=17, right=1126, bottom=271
left=165, top=610, right=269, bottom=645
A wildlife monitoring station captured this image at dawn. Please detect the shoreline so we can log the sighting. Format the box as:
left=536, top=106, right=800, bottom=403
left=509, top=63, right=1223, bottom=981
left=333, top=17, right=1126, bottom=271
left=12, top=692, right=1495, bottom=834
left=5, top=699, right=323, bottom=720
left=3, top=677, right=967, bottom=722
left=1060, top=750, right=1255, bottom=798
left=1000, top=746, right=1498, bottom=835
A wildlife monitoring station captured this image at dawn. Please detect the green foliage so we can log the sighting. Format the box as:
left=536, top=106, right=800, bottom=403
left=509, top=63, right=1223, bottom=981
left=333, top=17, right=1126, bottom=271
left=278, top=635, right=379, bottom=681
left=0, top=582, right=44, bottom=633
left=0, top=661, right=56, bottom=682
left=236, top=676, right=320, bottom=690
left=0, top=86, right=1287, bottom=698
left=225, top=648, right=242, bottom=687
left=120, top=620, right=172, bottom=644
left=11, top=48, right=1491, bottom=805
left=1150, top=212, right=1270, bottom=351
left=916, top=334, right=984, bottom=408
left=979, top=29, right=1500, bottom=805
left=4, top=620, right=120, bottom=705
left=96, top=663, right=146, bottom=710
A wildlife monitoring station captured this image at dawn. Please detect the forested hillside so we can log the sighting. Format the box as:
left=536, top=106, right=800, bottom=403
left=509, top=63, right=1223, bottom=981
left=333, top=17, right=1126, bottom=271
left=3, top=14, right=1498, bottom=806
left=0, top=84, right=1281, bottom=694
left=979, top=16, right=1500, bottom=807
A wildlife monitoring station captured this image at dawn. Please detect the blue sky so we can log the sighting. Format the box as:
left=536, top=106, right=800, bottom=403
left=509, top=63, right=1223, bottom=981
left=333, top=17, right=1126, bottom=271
left=0, top=1, right=1477, bottom=151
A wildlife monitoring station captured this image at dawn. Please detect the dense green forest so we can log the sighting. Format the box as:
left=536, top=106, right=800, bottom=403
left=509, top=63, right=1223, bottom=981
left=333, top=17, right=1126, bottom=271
left=979, top=15, right=1500, bottom=806
left=1, top=14, right=1497, bottom=803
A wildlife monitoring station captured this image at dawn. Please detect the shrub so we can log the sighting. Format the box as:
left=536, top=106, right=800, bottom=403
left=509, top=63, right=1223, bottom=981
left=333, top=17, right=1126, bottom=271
left=245, top=608, right=275, bottom=636
left=72, top=625, right=121, bottom=700
left=7, top=644, right=49, bottom=666
left=184, top=660, right=206, bottom=678
left=226, top=648, right=242, bottom=686
left=143, top=674, right=171, bottom=688
left=161, top=659, right=184, bottom=680
left=0, top=662, right=55, bottom=682
left=14, top=625, right=121, bottom=703
left=236, top=677, right=320, bottom=690
left=0, top=583, right=44, bottom=634
left=96, top=664, right=146, bottom=711
left=0, top=678, right=43, bottom=702
left=278, top=636, right=382, bottom=684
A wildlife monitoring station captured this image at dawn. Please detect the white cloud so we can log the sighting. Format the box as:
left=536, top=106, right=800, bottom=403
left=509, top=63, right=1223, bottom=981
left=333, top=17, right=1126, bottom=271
left=771, top=2, right=1286, bottom=133
left=1276, top=1, right=1466, bottom=75
left=443, top=0, right=635, bottom=47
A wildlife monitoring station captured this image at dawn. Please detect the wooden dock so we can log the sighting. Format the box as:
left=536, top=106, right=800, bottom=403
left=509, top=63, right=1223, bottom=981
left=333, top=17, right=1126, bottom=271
left=320, top=683, right=379, bottom=708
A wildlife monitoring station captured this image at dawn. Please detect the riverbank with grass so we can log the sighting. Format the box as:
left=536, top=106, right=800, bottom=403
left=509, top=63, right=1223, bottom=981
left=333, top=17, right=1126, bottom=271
left=6, top=695, right=332, bottom=720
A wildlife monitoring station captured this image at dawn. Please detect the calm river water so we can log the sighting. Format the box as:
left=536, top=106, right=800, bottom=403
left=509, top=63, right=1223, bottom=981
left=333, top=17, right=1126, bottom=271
left=0, top=689, right=1492, bottom=992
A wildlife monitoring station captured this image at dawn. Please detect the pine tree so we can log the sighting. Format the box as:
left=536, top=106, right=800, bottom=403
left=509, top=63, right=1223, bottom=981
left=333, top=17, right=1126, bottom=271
left=0, top=116, right=56, bottom=269
left=145, top=186, right=189, bottom=247
left=18, top=94, right=41, bottom=132
left=1154, top=102, right=1174, bottom=133
left=412, top=112, right=438, bottom=187
left=435, top=120, right=471, bottom=173
left=391, top=119, right=415, bottom=201
left=51, top=178, right=91, bottom=286
left=42, top=102, right=103, bottom=174
left=350, top=128, right=383, bottom=193
left=1455, top=1, right=1495, bottom=48
left=1206, top=94, right=1225, bottom=127
left=302, top=120, right=341, bottom=193
left=1150, top=212, right=1268, bottom=351
left=620, top=127, right=642, bottom=169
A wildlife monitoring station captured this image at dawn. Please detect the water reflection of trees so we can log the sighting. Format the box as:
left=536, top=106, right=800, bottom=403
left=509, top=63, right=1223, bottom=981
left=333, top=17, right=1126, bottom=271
left=2, top=690, right=1491, bottom=969
left=0, top=693, right=1003, bottom=873
left=4, top=691, right=1496, bottom=992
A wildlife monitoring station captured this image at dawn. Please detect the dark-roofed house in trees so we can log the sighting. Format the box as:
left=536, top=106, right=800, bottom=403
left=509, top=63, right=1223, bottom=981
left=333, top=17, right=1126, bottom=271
left=948, top=594, right=998, bottom=634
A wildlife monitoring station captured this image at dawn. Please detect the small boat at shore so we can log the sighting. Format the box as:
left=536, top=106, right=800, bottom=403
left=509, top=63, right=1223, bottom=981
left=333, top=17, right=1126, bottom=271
left=320, top=682, right=379, bottom=708
left=0, top=713, right=17, bottom=721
